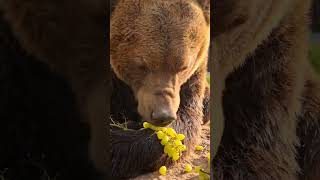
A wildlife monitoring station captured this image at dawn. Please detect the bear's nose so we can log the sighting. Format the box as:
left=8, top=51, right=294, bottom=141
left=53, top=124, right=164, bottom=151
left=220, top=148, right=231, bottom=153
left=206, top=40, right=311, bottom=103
left=151, top=109, right=176, bottom=126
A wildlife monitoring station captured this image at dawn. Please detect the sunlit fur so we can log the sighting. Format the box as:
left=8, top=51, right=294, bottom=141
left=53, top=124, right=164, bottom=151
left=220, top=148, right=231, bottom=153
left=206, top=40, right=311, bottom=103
left=212, top=0, right=320, bottom=179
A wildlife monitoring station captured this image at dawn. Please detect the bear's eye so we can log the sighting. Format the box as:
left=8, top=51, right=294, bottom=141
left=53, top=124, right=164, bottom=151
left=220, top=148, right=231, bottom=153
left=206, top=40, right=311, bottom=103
left=137, top=64, right=149, bottom=73
left=179, top=65, right=188, bottom=71
left=135, top=57, right=149, bottom=73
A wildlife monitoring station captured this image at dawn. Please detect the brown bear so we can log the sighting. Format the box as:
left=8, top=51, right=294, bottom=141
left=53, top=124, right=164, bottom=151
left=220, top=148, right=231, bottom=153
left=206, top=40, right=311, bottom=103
left=0, top=0, right=108, bottom=179
left=110, top=0, right=210, bottom=178
left=212, top=0, right=320, bottom=179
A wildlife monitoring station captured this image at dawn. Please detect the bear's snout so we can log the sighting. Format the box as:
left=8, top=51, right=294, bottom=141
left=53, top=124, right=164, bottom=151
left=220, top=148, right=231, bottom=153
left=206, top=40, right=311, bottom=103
left=151, top=107, right=177, bottom=126
left=135, top=73, right=181, bottom=126
left=136, top=86, right=180, bottom=127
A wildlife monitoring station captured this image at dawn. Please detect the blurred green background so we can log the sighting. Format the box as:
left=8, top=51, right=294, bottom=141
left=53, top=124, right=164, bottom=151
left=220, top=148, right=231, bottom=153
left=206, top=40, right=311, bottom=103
left=310, top=43, right=320, bottom=74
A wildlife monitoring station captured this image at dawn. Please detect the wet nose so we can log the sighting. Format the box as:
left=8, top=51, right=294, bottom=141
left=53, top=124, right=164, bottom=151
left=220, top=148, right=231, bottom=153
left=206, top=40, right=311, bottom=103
left=151, top=108, right=176, bottom=126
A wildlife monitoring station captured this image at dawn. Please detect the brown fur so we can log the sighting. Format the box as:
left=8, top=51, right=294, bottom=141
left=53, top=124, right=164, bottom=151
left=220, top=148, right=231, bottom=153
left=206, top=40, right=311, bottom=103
left=0, top=0, right=109, bottom=176
left=110, top=0, right=210, bottom=178
left=212, top=0, right=320, bottom=179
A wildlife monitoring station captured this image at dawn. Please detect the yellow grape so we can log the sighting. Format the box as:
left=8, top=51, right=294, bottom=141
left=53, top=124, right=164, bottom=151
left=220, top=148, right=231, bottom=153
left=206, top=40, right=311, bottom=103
left=207, top=152, right=211, bottom=170
left=194, top=166, right=201, bottom=173
left=167, top=128, right=176, bottom=137
left=157, top=131, right=165, bottom=139
left=178, top=145, right=187, bottom=151
left=199, top=171, right=210, bottom=180
left=167, top=148, right=175, bottom=157
left=149, top=124, right=157, bottom=131
left=185, top=164, right=192, bottom=173
left=142, top=122, right=188, bottom=162
left=164, top=145, right=171, bottom=154
left=143, top=122, right=150, bottom=128
left=195, top=145, right=204, bottom=151
left=174, top=140, right=182, bottom=146
left=172, top=152, right=180, bottom=161
left=159, top=166, right=167, bottom=175
left=177, top=134, right=185, bottom=140
left=161, top=135, right=169, bottom=145
left=153, top=126, right=162, bottom=131
left=160, top=127, right=168, bottom=132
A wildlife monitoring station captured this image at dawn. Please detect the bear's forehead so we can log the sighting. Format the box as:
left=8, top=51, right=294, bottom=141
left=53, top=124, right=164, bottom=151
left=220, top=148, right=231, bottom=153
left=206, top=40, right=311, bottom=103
left=131, top=1, right=206, bottom=52
left=114, top=0, right=205, bottom=30
left=111, top=0, right=207, bottom=43
left=140, top=0, right=204, bottom=28
left=111, top=0, right=208, bottom=71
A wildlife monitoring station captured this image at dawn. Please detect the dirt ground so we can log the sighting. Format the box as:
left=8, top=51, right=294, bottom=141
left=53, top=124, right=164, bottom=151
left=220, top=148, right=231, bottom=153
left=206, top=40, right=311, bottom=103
left=131, top=123, right=210, bottom=180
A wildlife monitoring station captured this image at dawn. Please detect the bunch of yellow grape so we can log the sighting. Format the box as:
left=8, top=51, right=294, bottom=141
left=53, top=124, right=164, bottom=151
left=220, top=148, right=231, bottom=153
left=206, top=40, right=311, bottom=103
left=143, top=122, right=210, bottom=179
left=143, top=122, right=187, bottom=161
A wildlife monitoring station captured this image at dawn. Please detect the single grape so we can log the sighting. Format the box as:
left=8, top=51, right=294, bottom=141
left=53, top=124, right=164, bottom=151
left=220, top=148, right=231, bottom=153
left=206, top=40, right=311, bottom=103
left=179, top=145, right=187, bottom=151
left=167, top=147, right=175, bottom=157
left=164, top=145, right=171, bottom=154
left=195, top=145, right=204, bottom=151
left=194, top=166, right=201, bottom=173
left=177, top=134, right=185, bottom=140
left=143, top=122, right=150, bottom=128
left=157, top=131, right=165, bottom=139
left=161, top=135, right=169, bottom=145
left=174, top=140, right=182, bottom=146
left=167, top=128, right=176, bottom=137
left=185, top=164, right=192, bottom=173
left=172, top=152, right=180, bottom=161
left=159, top=166, right=167, bottom=175
left=199, top=171, right=210, bottom=180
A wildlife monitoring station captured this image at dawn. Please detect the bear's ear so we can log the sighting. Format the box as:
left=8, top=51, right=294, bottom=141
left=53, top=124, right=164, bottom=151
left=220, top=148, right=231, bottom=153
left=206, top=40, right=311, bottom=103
left=196, top=0, right=210, bottom=23
left=197, top=0, right=210, bottom=10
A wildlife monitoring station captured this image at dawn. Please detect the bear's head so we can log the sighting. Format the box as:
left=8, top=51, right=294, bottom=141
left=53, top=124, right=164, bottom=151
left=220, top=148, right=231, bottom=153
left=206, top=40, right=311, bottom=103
left=110, top=0, right=209, bottom=126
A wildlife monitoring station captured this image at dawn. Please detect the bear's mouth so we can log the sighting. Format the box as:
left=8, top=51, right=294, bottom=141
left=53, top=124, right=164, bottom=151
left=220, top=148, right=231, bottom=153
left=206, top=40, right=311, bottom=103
left=146, top=119, right=174, bottom=127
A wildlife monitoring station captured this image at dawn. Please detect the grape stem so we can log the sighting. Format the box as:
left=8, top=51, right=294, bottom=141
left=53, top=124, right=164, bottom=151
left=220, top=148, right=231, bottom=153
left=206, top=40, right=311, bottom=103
left=200, top=169, right=210, bottom=175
